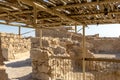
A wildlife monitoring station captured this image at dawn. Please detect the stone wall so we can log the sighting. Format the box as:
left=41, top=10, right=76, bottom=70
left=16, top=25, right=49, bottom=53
left=0, top=38, right=8, bottom=80
left=31, top=28, right=120, bottom=80
left=31, top=28, right=94, bottom=80
left=0, top=32, right=31, bottom=60
left=35, top=27, right=82, bottom=41
left=87, top=38, right=120, bottom=54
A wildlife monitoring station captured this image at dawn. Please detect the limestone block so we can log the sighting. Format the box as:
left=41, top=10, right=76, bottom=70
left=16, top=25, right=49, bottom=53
left=42, top=39, right=49, bottom=47
left=49, top=39, right=59, bottom=48
left=38, top=64, right=50, bottom=73
left=52, top=46, right=66, bottom=55
left=0, top=52, right=8, bottom=80
left=0, top=69, right=8, bottom=80
left=0, top=32, right=31, bottom=60
left=116, top=70, right=120, bottom=76
left=30, top=48, right=49, bottom=61
left=36, top=73, right=50, bottom=80
left=0, top=33, right=6, bottom=37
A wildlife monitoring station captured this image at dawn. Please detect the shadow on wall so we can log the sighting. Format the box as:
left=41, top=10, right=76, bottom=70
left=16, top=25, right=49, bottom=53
left=5, top=58, right=31, bottom=68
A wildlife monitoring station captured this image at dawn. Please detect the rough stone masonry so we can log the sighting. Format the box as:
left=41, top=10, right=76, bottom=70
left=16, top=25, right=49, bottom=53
left=0, top=32, right=31, bottom=60
left=30, top=27, right=95, bottom=80
left=0, top=32, right=31, bottom=80
left=0, top=36, right=8, bottom=80
left=31, top=27, right=120, bottom=80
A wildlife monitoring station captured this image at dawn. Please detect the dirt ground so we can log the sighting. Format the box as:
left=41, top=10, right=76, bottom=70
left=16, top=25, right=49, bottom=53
left=4, top=58, right=32, bottom=80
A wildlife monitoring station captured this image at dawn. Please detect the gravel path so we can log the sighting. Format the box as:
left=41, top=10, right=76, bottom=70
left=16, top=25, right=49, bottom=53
left=4, top=58, right=32, bottom=80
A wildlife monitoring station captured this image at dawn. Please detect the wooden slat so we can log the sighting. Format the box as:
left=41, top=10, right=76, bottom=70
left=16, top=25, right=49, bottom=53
left=53, top=0, right=120, bottom=9
left=85, top=58, right=120, bottom=63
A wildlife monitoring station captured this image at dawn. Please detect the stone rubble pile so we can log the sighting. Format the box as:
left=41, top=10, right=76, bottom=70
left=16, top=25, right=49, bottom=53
left=0, top=32, right=31, bottom=60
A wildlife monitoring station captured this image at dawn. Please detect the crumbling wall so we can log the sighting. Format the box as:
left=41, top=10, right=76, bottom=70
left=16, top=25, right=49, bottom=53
left=31, top=28, right=120, bottom=80
left=31, top=28, right=94, bottom=80
left=0, top=32, right=31, bottom=60
left=30, top=37, right=72, bottom=80
left=0, top=38, right=8, bottom=80
left=87, top=38, right=120, bottom=54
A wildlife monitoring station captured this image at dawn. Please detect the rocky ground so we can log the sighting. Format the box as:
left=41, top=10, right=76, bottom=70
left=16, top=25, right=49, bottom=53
left=4, top=58, right=32, bottom=80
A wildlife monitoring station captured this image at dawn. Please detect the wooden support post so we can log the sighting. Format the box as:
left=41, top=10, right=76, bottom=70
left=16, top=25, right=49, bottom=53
left=33, top=5, right=43, bottom=48
left=97, top=0, right=99, bottom=3
left=18, top=26, right=21, bottom=36
left=33, top=5, right=42, bottom=48
left=75, top=24, right=77, bottom=33
left=18, top=26, right=21, bottom=46
left=39, top=29, right=42, bottom=48
left=82, top=24, right=86, bottom=80
left=33, top=5, right=37, bottom=28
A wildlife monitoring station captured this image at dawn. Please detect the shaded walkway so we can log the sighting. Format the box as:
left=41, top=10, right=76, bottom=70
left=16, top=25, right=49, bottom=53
left=4, top=58, right=32, bottom=80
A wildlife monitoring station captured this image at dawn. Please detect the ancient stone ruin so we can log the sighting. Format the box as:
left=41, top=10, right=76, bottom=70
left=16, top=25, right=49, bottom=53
left=30, top=28, right=95, bottom=80
left=0, top=36, right=8, bottom=80
left=0, top=52, right=8, bottom=80
left=0, top=32, right=31, bottom=60
left=1, top=0, right=120, bottom=80
left=0, top=28, right=120, bottom=80
left=30, top=27, right=120, bottom=80
left=0, top=32, right=31, bottom=80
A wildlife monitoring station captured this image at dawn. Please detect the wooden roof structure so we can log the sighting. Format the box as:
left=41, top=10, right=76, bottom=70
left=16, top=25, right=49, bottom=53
left=0, top=0, right=120, bottom=28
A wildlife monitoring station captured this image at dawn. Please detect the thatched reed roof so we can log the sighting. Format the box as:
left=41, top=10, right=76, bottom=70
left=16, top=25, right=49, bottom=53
left=0, top=0, right=120, bottom=28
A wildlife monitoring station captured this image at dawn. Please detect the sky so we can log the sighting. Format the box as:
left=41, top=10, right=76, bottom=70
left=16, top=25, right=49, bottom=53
left=77, top=24, right=120, bottom=37
left=0, top=24, right=120, bottom=37
left=0, top=24, right=35, bottom=37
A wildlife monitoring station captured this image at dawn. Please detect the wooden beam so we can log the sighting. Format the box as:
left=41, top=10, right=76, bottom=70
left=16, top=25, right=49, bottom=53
left=18, top=11, right=120, bottom=21
left=35, top=1, right=80, bottom=24
left=1, top=17, right=120, bottom=27
left=0, top=7, right=20, bottom=21
left=0, top=1, right=20, bottom=10
left=71, top=12, right=120, bottom=18
left=82, top=24, right=86, bottom=80
left=0, top=10, right=33, bottom=17
left=18, top=0, right=80, bottom=24
left=0, top=22, right=34, bottom=28
left=33, top=5, right=37, bottom=27
left=83, top=18, right=120, bottom=23
left=0, top=10, right=120, bottom=23
left=0, top=6, right=12, bottom=11
left=0, top=21, right=62, bottom=29
left=53, top=0, right=120, bottom=9
left=0, top=9, right=120, bottom=19
left=85, top=58, right=120, bottom=63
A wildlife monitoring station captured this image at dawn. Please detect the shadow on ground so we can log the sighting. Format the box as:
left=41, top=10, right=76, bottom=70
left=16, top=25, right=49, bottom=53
left=6, top=59, right=31, bottom=68
left=14, top=73, right=32, bottom=80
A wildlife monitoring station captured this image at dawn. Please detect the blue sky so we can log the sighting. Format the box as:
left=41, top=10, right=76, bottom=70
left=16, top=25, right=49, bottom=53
left=78, top=24, right=120, bottom=37
left=0, top=24, right=120, bottom=37
left=0, top=24, right=35, bottom=37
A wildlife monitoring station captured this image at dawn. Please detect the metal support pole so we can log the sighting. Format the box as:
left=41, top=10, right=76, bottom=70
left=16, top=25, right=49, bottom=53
left=82, top=25, right=86, bottom=80
left=39, top=29, right=42, bottom=48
